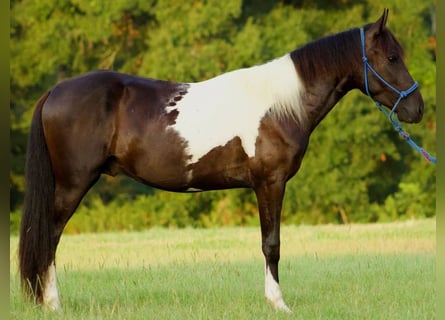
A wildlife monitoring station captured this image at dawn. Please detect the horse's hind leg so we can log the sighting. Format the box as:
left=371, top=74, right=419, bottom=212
left=42, top=172, right=101, bottom=310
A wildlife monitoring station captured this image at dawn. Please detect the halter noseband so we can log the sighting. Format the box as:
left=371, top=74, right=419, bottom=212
left=359, top=27, right=435, bottom=164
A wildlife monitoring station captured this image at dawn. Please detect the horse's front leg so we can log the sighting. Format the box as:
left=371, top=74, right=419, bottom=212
left=254, top=180, right=291, bottom=313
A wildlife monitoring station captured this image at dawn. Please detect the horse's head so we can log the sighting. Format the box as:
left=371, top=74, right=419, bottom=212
left=361, top=9, right=423, bottom=123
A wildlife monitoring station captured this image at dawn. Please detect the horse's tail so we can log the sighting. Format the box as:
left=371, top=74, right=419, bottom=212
left=19, top=91, right=55, bottom=302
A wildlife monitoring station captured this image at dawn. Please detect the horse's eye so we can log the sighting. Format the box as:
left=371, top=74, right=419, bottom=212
left=388, top=55, right=398, bottom=63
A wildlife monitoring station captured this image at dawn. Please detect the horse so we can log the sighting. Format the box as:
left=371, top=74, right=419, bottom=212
left=19, top=9, right=424, bottom=312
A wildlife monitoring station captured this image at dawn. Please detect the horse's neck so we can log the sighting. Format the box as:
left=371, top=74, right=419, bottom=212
left=289, top=29, right=361, bottom=132
left=301, top=76, right=352, bottom=132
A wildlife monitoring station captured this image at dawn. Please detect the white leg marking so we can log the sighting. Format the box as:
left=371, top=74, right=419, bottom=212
left=43, top=261, right=61, bottom=311
left=265, top=263, right=291, bottom=313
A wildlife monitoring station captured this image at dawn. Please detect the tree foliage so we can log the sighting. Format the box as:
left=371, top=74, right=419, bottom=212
left=10, top=0, right=436, bottom=233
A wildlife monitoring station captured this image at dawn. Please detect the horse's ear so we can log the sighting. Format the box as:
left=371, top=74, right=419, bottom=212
left=368, top=8, right=389, bottom=38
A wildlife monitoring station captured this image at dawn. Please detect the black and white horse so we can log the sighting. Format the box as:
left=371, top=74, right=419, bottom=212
left=19, top=9, right=423, bottom=312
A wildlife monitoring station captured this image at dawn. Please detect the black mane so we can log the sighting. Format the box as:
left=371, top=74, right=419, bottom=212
left=290, top=26, right=405, bottom=86
left=290, top=28, right=362, bottom=85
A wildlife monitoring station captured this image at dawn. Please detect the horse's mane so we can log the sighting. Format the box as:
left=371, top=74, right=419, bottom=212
left=290, top=28, right=363, bottom=85
left=291, top=26, right=405, bottom=86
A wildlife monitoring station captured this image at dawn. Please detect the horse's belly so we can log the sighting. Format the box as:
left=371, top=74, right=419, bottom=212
left=186, top=136, right=253, bottom=190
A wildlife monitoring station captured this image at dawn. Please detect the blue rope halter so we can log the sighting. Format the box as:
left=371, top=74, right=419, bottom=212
left=359, top=27, right=436, bottom=164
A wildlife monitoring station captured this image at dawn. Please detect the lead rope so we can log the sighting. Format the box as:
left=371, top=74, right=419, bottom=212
left=359, top=28, right=436, bottom=164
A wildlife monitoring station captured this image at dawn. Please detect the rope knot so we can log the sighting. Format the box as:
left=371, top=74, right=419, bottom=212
left=399, top=91, right=408, bottom=99
left=400, top=131, right=410, bottom=139
left=421, top=150, right=431, bottom=162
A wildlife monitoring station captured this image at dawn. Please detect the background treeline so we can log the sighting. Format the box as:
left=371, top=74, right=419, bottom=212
left=10, top=0, right=436, bottom=234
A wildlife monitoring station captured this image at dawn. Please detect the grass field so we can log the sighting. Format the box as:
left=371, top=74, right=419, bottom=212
left=10, top=219, right=436, bottom=319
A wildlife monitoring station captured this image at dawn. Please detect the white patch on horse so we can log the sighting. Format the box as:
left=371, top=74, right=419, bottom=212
left=265, top=264, right=291, bottom=313
left=43, top=261, right=61, bottom=311
left=185, top=187, right=203, bottom=192
left=166, top=108, right=178, bottom=116
left=168, top=54, right=304, bottom=163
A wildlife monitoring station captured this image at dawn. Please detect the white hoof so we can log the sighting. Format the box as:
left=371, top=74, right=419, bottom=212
left=265, top=265, right=292, bottom=313
left=267, top=296, right=292, bottom=313
left=43, top=298, right=61, bottom=312
left=269, top=299, right=292, bottom=313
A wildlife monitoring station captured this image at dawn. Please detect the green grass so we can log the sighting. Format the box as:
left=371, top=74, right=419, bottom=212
left=10, top=219, right=436, bottom=319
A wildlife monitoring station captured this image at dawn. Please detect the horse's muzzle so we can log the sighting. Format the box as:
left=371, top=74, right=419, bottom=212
left=397, top=103, right=424, bottom=123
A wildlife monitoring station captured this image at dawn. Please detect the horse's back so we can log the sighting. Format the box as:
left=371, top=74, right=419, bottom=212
left=40, top=70, right=188, bottom=140
left=44, top=70, right=179, bottom=113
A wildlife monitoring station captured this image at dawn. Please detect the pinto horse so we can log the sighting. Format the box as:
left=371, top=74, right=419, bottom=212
left=19, top=9, right=423, bottom=312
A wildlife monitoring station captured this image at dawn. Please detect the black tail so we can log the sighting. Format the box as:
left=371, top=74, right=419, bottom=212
left=18, top=92, right=55, bottom=303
